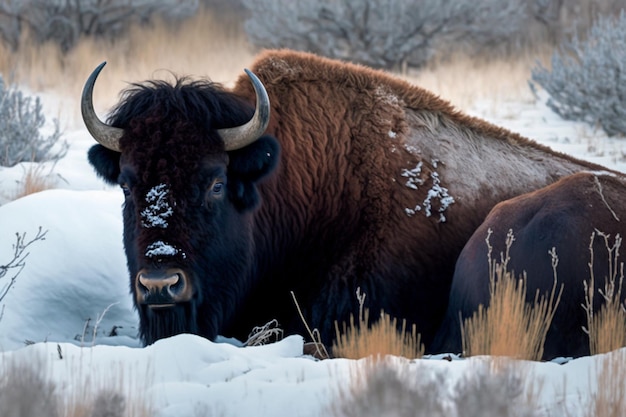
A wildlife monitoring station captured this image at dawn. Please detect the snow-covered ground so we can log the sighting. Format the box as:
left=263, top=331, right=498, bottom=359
left=0, top=78, right=624, bottom=416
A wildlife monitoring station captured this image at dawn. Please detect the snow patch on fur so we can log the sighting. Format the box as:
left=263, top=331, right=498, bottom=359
left=145, top=241, right=185, bottom=259
left=402, top=160, right=455, bottom=222
left=141, top=184, right=173, bottom=229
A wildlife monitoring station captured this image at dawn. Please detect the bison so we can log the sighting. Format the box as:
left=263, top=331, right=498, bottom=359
left=432, top=172, right=626, bottom=359
left=83, top=49, right=610, bottom=352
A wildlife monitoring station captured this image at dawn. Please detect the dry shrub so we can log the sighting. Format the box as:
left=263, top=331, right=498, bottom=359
left=0, top=356, right=60, bottom=417
left=585, top=349, right=626, bottom=417
left=331, top=356, right=446, bottom=417
left=332, top=288, right=424, bottom=360
left=331, top=355, right=540, bottom=417
left=583, top=230, right=626, bottom=355
left=244, top=318, right=284, bottom=347
left=0, top=352, right=152, bottom=417
left=454, top=358, right=541, bottom=417
left=462, top=229, right=563, bottom=361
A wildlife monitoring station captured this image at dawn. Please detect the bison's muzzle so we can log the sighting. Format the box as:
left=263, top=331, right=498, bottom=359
left=135, top=268, right=193, bottom=307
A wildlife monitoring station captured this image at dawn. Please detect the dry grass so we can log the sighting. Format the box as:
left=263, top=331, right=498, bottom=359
left=0, top=345, right=155, bottom=417
left=333, top=309, right=424, bottom=360
left=406, top=48, right=550, bottom=112
left=332, top=288, right=424, bottom=360
left=0, top=351, right=153, bottom=417
left=461, top=229, right=563, bottom=361
left=62, top=375, right=153, bottom=417
left=331, top=355, right=540, bottom=417
left=10, top=163, right=59, bottom=200
left=584, top=349, right=626, bottom=417
left=244, top=318, right=284, bottom=347
left=0, top=8, right=552, bottom=124
left=0, top=8, right=255, bottom=125
left=583, top=230, right=626, bottom=355
left=330, top=355, right=446, bottom=417
left=0, top=355, right=60, bottom=417
left=63, top=359, right=153, bottom=417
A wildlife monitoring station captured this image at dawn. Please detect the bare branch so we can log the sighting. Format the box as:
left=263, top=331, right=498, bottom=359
left=0, top=227, right=48, bottom=304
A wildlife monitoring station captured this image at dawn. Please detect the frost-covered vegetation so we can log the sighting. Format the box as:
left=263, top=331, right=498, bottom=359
left=0, top=0, right=199, bottom=51
left=531, top=11, right=626, bottom=137
left=242, top=0, right=526, bottom=69
left=243, top=0, right=626, bottom=70
left=0, top=75, right=67, bottom=167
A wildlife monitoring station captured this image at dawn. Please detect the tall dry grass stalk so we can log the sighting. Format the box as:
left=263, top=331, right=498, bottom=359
left=332, top=288, right=424, bottom=359
left=583, top=230, right=626, bottom=355
left=462, top=229, right=563, bottom=361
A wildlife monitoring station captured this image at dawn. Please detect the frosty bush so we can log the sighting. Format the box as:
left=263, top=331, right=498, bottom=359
left=0, top=0, right=198, bottom=51
left=0, top=75, right=67, bottom=167
left=243, top=0, right=525, bottom=70
left=530, top=11, right=626, bottom=137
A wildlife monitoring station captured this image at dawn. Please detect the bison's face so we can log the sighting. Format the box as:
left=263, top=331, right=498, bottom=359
left=82, top=63, right=279, bottom=344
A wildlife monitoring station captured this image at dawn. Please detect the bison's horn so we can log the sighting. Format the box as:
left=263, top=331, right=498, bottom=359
left=81, top=62, right=124, bottom=153
left=218, top=69, right=270, bottom=151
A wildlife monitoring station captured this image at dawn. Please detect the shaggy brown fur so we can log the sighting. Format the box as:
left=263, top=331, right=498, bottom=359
left=227, top=50, right=612, bottom=350
left=88, top=49, right=616, bottom=352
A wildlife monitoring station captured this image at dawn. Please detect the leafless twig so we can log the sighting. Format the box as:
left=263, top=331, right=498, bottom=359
left=0, top=227, right=48, bottom=321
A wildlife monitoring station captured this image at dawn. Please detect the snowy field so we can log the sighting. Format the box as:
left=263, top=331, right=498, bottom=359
left=0, top=71, right=625, bottom=416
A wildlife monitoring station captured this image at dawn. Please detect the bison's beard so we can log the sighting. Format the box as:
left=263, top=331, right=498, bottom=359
left=138, top=302, right=198, bottom=345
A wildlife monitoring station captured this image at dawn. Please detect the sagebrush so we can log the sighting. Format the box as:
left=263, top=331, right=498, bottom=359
left=530, top=10, right=626, bottom=136
left=243, top=0, right=527, bottom=70
left=0, top=74, right=67, bottom=167
left=0, top=0, right=198, bottom=52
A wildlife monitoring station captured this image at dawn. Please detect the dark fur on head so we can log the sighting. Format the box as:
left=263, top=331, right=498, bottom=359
left=88, top=76, right=279, bottom=345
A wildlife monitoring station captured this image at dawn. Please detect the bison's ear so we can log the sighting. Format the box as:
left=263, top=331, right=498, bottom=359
left=227, top=135, right=280, bottom=210
left=87, top=144, right=121, bottom=185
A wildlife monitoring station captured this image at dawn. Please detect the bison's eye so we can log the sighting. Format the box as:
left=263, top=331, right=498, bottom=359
left=210, top=180, right=225, bottom=197
left=120, top=183, right=131, bottom=197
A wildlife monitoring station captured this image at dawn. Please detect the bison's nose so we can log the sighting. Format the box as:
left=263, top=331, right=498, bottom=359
left=135, top=268, right=193, bottom=307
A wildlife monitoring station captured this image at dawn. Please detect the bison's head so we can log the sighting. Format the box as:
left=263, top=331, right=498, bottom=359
left=83, top=63, right=279, bottom=345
